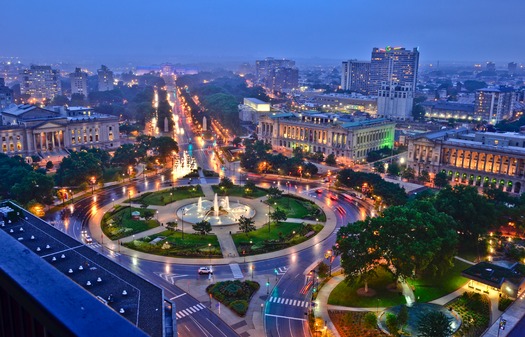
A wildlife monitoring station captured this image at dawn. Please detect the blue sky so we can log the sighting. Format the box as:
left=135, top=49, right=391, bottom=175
left=2, top=0, right=524, bottom=64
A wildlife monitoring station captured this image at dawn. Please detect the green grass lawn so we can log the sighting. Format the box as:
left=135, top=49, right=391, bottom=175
left=132, top=185, right=204, bottom=206
left=101, top=206, right=159, bottom=240
left=269, top=196, right=326, bottom=221
left=328, top=261, right=470, bottom=308
left=124, top=230, right=222, bottom=258
left=232, top=222, right=323, bottom=255
left=212, top=185, right=267, bottom=199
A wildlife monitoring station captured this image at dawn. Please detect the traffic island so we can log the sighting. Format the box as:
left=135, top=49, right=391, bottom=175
left=101, top=205, right=160, bottom=240
left=206, top=280, right=260, bottom=316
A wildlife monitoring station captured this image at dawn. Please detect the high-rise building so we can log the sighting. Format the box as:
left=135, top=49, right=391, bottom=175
left=255, top=58, right=298, bottom=91
left=508, top=62, right=518, bottom=75
left=369, top=47, right=419, bottom=95
left=475, top=87, right=516, bottom=124
left=486, top=61, right=496, bottom=72
left=20, top=65, right=61, bottom=102
left=69, top=67, right=88, bottom=96
left=97, top=65, right=114, bottom=91
left=341, top=60, right=371, bottom=94
left=377, top=81, right=414, bottom=120
left=0, top=78, right=12, bottom=111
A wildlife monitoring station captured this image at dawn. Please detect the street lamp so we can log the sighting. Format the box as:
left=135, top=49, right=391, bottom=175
left=90, top=176, right=96, bottom=195
left=251, top=265, right=254, bottom=279
left=181, top=208, right=186, bottom=240
left=208, top=243, right=212, bottom=265
left=267, top=195, right=271, bottom=233
left=325, top=250, right=333, bottom=276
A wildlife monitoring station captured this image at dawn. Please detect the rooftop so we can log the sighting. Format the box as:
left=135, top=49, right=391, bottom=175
left=461, top=261, right=525, bottom=288
left=0, top=201, right=164, bottom=337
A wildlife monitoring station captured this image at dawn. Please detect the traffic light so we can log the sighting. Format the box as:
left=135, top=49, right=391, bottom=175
left=274, top=268, right=278, bottom=275
left=266, top=281, right=270, bottom=287
left=313, top=287, right=317, bottom=293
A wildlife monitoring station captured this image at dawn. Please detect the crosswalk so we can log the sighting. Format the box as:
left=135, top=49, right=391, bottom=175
left=176, top=303, right=206, bottom=319
left=229, top=263, right=244, bottom=279
left=268, top=296, right=310, bottom=308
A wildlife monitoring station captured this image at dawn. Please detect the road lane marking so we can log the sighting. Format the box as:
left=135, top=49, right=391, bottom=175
left=265, top=314, right=307, bottom=321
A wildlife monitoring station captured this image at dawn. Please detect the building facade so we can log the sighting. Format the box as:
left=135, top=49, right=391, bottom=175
left=421, top=101, right=476, bottom=120
left=0, top=78, right=13, bottom=111
left=255, top=58, right=298, bottom=91
left=20, top=65, right=61, bottom=102
left=407, top=128, right=525, bottom=193
left=98, top=65, right=114, bottom=91
left=369, top=47, right=419, bottom=95
left=0, top=104, right=120, bottom=157
left=238, top=97, right=271, bottom=123
left=475, top=87, right=516, bottom=124
left=377, top=81, right=414, bottom=120
left=341, top=60, right=370, bottom=94
left=69, top=67, right=88, bottom=96
left=258, top=112, right=395, bottom=163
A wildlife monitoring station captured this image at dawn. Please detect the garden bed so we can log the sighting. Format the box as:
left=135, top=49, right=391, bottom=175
left=212, top=184, right=267, bottom=199
left=131, top=185, right=204, bottom=206
left=206, top=280, right=260, bottom=316
left=267, top=195, right=326, bottom=221
left=232, top=222, right=323, bottom=256
left=329, top=310, right=386, bottom=337
left=446, top=291, right=490, bottom=337
left=123, top=230, right=222, bottom=258
left=101, top=205, right=159, bottom=240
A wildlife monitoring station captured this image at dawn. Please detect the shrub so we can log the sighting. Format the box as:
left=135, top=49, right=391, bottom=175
left=229, top=300, right=248, bottom=316
left=498, top=297, right=513, bottom=311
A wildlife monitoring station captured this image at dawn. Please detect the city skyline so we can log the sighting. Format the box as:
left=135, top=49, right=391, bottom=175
left=2, top=0, right=525, bottom=65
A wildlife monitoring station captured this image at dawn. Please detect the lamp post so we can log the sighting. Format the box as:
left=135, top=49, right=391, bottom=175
left=267, top=195, right=271, bottom=233
left=128, top=190, right=132, bottom=215
left=325, top=250, right=333, bottom=276
left=181, top=208, right=186, bottom=240
left=208, top=243, right=212, bottom=265
left=251, top=265, right=254, bottom=279
left=90, top=176, right=96, bottom=195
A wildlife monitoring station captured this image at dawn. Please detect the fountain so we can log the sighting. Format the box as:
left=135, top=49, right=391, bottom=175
left=197, top=197, right=203, bottom=213
left=176, top=197, right=256, bottom=226
left=213, top=194, right=219, bottom=217
left=172, top=151, right=197, bottom=179
left=401, top=280, right=415, bottom=307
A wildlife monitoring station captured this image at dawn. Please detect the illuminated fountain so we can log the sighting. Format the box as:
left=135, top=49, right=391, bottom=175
left=176, top=195, right=255, bottom=226
left=172, top=151, right=197, bottom=179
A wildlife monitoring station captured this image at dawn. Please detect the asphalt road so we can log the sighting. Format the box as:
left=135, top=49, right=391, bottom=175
left=43, top=87, right=367, bottom=337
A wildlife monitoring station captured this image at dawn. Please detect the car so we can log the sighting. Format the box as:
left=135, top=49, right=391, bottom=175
left=315, top=189, right=323, bottom=194
left=198, top=267, right=213, bottom=275
left=84, top=236, right=93, bottom=244
left=329, top=194, right=338, bottom=201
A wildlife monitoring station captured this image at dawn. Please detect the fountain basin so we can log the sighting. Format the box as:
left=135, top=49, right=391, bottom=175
left=176, top=199, right=255, bottom=226
left=378, top=303, right=461, bottom=336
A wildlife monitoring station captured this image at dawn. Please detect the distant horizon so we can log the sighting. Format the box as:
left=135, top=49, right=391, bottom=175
left=2, top=0, right=524, bottom=70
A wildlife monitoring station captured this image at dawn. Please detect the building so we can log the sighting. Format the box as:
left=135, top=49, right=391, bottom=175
left=258, top=112, right=395, bottom=163
left=341, top=60, right=370, bottom=94
left=377, top=81, right=414, bottom=120
left=369, top=47, right=419, bottom=95
left=0, top=78, right=13, bottom=110
left=486, top=61, right=496, bottom=72
left=239, top=98, right=271, bottom=123
left=407, top=128, right=525, bottom=193
left=98, top=65, right=114, bottom=91
left=462, top=261, right=525, bottom=299
left=69, top=67, right=88, bottom=96
left=0, top=200, right=172, bottom=337
left=0, top=104, right=120, bottom=157
left=508, top=62, right=518, bottom=75
left=20, top=65, right=61, bottom=102
left=475, top=87, right=516, bottom=124
left=255, top=58, right=298, bottom=91
left=421, top=101, right=476, bottom=120
left=309, top=93, right=377, bottom=115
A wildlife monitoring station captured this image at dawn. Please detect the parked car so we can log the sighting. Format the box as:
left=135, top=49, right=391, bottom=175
left=84, top=236, right=93, bottom=244
left=315, top=189, right=323, bottom=194
left=198, top=267, right=213, bottom=275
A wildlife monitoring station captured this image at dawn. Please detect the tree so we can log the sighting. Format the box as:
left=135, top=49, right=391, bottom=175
left=402, top=167, right=415, bottom=180
left=152, top=137, right=179, bottom=161
left=143, top=210, right=155, bottom=220
left=10, top=171, right=55, bottom=205
left=267, top=186, right=283, bottom=200
left=412, top=104, right=426, bottom=121
left=434, top=185, right=496, bottom=241
left=238, top=215, right=255, bottom=235
left=374, top=161, right=386, bottom=173
left=363, top=312, right=377, bottom=329
left=219, top=176, right=234, bottom=190
left=232, top=136, right=242, bottom=147
left=418, top=170, right=431, bottom=183
left=269, top=207, right=287, bottom=224
left=385, top=313, right=400, bottom=337
left=166, top=221, right=178, bottom=232
left=417, top=311, right=454, bottom=337
left=317, top=261, right=330, bottom=278
left=193, top=220, right=212, bottom=235
left=434, top=171, right=449, bottom=188
left=45, top=161, right=54, bottom=170
left=387, top=162, right=401, bottom=176
left=325, top=153, right=337, bottom=166
left=292, top=147, right=304, bottom=160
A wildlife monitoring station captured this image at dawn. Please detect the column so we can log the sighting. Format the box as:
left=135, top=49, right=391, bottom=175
left=52, top=131, right=56, bottom=149
left=45, top=132, right=49, bottom=151
left=482, top=154, right=488, bottom=172
left=506, top=157, right=511, bottom=175
left=33, top=134, right=37, bottom=152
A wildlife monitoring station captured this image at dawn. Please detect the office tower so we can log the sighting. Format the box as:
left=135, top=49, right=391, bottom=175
left=377, top=81, right=414, bottom=120
left=475, top=87, right=516, bottom=124
left=0, top=78, right=12, bottom=111
left=20, top=65, right=61, bottom=102
left=508, top=62, right=518, bottom=75
left=255, top=58, right=298, bottom=91
left=97, top=65, right=114, bottom=91
left=486, top=62, right=496, bottom=72
left=341, top=60, right=371, bottom=94
left=69, top=67, right=88, bottom=96
left=369, top=47, right=419, bottom=95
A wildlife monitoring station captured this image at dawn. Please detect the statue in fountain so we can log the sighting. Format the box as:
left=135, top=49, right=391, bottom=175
left=213, top=193, right=219, bottom=217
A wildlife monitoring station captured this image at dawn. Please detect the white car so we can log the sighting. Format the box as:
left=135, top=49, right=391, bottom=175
left=198, top=267, right=213, bottom=275
left=84, top=236, right=93, bottom=244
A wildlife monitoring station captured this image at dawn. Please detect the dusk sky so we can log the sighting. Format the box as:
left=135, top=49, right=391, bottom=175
left=3, top=0, right=524, bottom=65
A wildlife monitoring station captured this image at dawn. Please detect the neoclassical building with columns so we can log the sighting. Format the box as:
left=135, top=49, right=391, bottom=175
left=258, top=112, right=395, bottom=163
left=407, top=128, right=525, bottom=193
left=0, top=104, right=120, bottom=158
